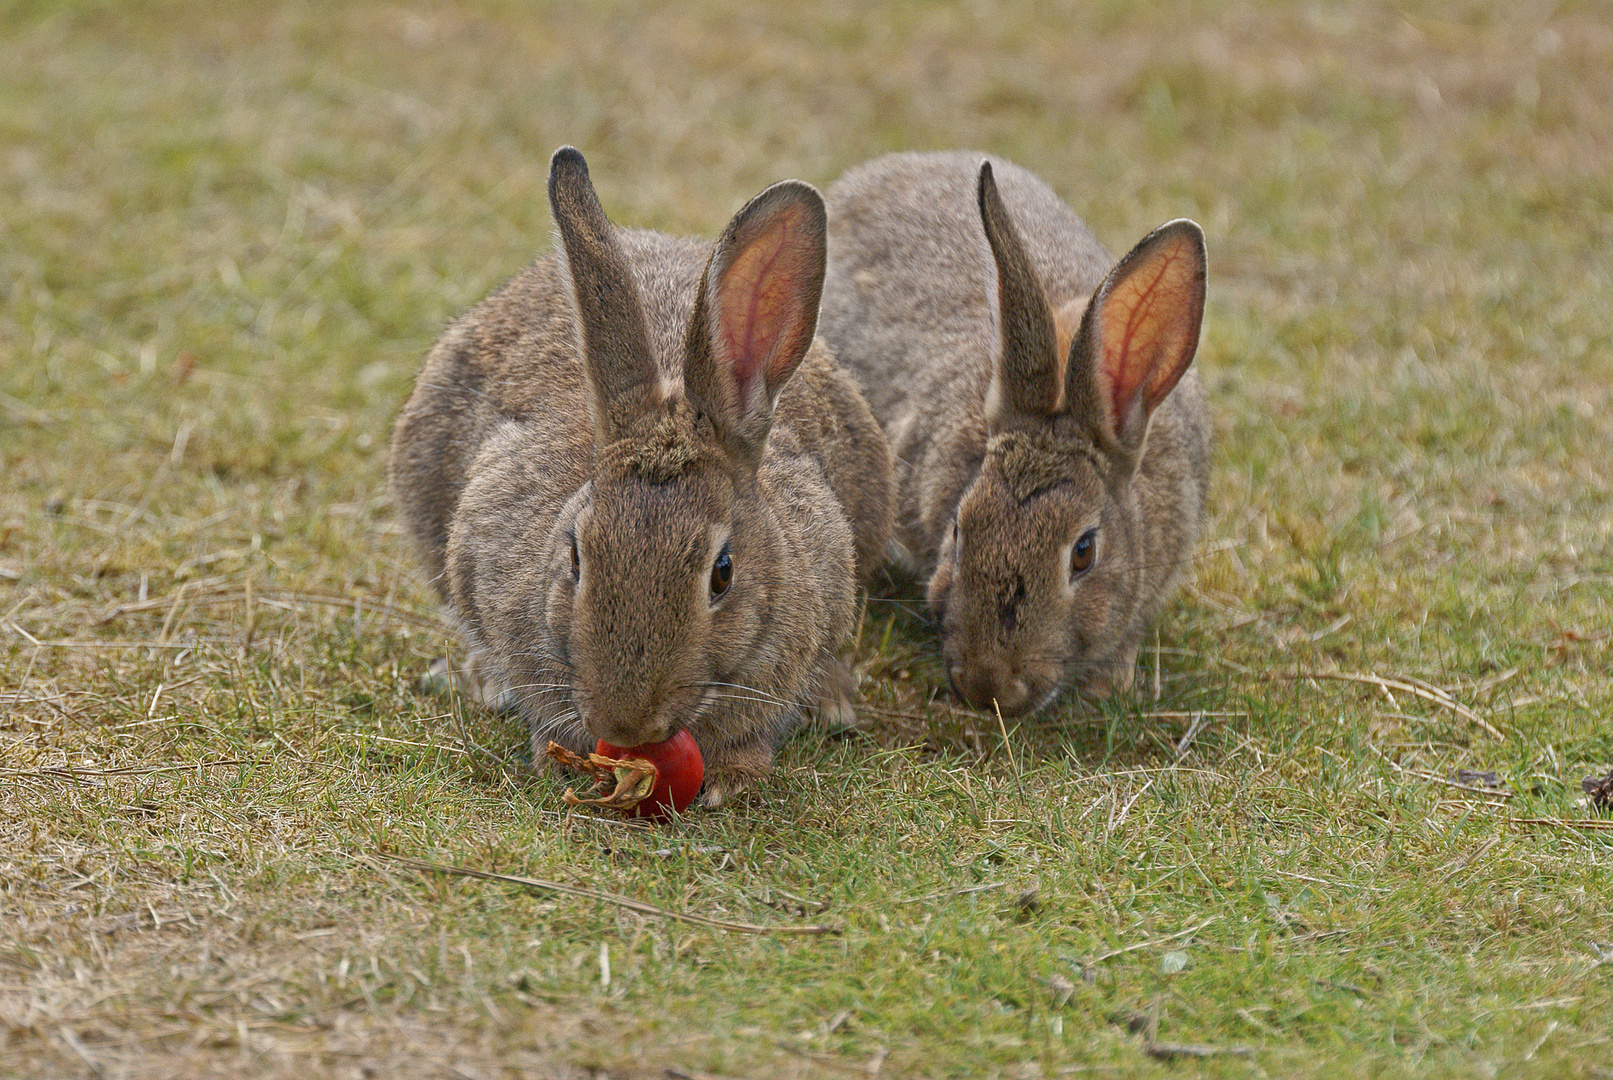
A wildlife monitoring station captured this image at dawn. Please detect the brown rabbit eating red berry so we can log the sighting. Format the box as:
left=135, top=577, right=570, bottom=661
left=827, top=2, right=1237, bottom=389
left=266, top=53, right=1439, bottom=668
left=819, top=152, right=1210, bottom=718
left=391, top=147, right=893, bottom=806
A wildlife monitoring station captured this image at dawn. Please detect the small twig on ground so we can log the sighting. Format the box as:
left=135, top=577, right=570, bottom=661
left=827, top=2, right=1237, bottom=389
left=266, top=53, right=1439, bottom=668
left=379, top=855, right=842, bottom=935
left=1522, top=1019, right=1560, bottom=1062
left=0, top=759, right=249, bottom=782
left=1104, top=776, right=1157, bottom=837
left=1132, top=992, right=1255, bottom=1061
left=1152, top=632, right=1161, bottom=702
left=770, top=1039, right=890, bottom=1077
left=1174, top=713, right=1208, bottom=758
left=1274, top=928, right=1358, bottom=949
left=55, top=1025, right=105, bottom=1078
left=897, top=882, right=1006, bottom=905
left=1379, top=757, right=1515, bottom=801
left=1139, top=711, right=1247, bottom=719
left=1145, top=1040, right=1254, bottom=1061
left=1436, top=835, right=1503, bottom=885
left=991, top=699, right=1020, bottom=780
left=755, top=887, right=831, bottom=917
left=1456, top=666, right=1522, bottom=695
left=1510, top=817, right=1613, bottom=832
left=99, top=586, right=443, bottom=632
left=1313, top=977, right=1375, bottom=997
left=3, top=636, right=200, bottom=650
left=1264, top=867, right=1392, bottom=893
left=1080, top=917, right=1218, bottom=967
left=665, top=1068, right=758, bottom=1080
left=1268, top=670, right=1503, bottom=739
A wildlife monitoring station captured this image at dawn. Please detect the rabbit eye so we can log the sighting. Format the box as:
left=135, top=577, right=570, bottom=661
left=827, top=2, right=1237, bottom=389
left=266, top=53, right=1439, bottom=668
left=1069, top=528, right=1098, bottom=579
left=569, top=533, right=581, bottom=583
left=709, top=542, right=733, bottom=600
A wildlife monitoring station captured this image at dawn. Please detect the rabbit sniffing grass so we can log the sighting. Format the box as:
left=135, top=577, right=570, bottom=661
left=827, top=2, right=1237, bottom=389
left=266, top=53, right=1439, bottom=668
left=391, top=148, right=893, bottom=806
left=820, top=152, right=1209, bottom=719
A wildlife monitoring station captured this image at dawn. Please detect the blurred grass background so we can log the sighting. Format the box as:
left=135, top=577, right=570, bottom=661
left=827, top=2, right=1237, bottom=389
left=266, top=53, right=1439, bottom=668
left=2, top=2, right=1610, bottom=1077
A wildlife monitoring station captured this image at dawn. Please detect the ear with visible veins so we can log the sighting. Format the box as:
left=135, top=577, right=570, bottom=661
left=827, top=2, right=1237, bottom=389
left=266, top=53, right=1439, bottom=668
left=548, top=146, right=659, bottom=445
left=1070, top=218, right=1206, bottom=454
left=684, top=179, right=827, bottom=463
left=978, top=160, right=1063, bottom=433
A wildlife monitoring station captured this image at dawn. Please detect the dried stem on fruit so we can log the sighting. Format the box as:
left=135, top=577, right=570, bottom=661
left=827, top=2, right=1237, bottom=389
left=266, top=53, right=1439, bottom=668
left=546, top=741, right=658, bottom=816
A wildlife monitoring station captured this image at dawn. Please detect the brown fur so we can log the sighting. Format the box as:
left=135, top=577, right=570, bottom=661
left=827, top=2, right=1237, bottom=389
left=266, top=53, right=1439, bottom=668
left=819, top=151, right=1210, bottom=717
left=390, top=148, right=893, bottom=806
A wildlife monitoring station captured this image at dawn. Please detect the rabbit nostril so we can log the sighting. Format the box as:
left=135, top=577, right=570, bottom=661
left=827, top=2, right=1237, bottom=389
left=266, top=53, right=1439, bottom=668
left=954, top=662, right=1036, bottom=716
left=1001, top=679, right=1030, bottom=712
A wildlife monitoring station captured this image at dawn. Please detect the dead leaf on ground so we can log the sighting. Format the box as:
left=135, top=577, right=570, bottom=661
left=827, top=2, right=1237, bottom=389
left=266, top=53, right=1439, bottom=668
left=1580, top=768, right=1613, bottom=812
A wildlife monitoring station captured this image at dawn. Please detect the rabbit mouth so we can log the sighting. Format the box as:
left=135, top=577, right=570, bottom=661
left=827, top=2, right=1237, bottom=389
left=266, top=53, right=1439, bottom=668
left=946, top=661, right=1061, bottom=719
left=574, top=682, right=722, bottom=749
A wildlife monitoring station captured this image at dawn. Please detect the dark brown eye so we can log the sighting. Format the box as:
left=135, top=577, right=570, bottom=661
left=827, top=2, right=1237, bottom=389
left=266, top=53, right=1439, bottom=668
left=709, top=543, right=732, bottom=599
left=1070, top=528, right=1097, bottom=578
left=569, top=533, right=580, bottom=583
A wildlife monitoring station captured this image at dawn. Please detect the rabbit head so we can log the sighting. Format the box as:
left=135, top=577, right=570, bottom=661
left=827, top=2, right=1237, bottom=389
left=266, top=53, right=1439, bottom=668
left=535, top=149, right=832, bottom=748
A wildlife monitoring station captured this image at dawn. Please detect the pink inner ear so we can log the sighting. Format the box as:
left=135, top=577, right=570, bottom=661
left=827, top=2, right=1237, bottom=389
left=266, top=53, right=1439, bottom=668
left=714, top=205, right=815, bottom=417
left=1095, top=229, right=1203, bottom=441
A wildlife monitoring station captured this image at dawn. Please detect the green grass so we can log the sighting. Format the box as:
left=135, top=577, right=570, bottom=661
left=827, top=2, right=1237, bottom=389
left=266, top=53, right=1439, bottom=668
left=3, top=1, right=1611, bottom=1077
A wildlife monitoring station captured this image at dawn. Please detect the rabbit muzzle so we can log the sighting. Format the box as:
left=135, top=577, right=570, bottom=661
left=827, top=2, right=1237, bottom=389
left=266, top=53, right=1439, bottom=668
left=569, top=659, right=693, bottom=748
left=577, top=699, right=678, bottom=749
left=945, top=654, right=1058, bottom=719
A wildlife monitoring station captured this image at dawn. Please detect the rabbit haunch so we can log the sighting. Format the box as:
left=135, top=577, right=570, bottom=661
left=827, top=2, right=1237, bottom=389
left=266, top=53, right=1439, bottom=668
left=820, top=151, right=1209, bottom=719
left=390, top=147, right=893, bottom=807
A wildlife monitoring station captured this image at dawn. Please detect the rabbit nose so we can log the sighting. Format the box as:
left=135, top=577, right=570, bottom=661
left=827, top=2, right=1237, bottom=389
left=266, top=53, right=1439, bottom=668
left=595, top=716, right=673, bottom=747
left=950, top=660, right=1031, bottom=717
left=579, top=696, right=674, bottom=748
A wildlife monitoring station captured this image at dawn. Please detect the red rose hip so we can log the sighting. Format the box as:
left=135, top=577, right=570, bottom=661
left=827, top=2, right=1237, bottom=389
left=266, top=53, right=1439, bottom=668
left=595, top=729, right=704, bottom=819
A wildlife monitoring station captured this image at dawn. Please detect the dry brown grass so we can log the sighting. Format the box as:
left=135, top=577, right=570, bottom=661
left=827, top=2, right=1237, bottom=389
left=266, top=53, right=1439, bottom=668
left=4, top=1, right=1611, bottom=1077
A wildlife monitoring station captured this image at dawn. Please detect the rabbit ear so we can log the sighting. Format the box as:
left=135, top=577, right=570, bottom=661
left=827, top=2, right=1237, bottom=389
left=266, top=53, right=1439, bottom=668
left=978, top=161, right=1062, bottom=433
left=1068, top=218, right=1206, bottom=456
left=684, top=179, right=827, bottom=464
left=548, top=146, right=659, bottom=444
